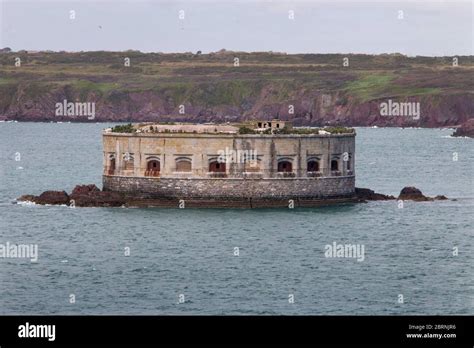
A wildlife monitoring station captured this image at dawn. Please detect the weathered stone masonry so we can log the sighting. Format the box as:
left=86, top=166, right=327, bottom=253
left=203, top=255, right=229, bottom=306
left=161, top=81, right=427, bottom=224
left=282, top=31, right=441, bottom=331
left=102, top=123, right=356, bottom=202
left=103, top=176, right=355, bottom=199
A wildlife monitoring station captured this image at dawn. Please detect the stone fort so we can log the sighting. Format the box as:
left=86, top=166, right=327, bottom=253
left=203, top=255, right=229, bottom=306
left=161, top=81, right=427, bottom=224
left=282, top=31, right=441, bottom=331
left=102, top=120, right=356, bottom=207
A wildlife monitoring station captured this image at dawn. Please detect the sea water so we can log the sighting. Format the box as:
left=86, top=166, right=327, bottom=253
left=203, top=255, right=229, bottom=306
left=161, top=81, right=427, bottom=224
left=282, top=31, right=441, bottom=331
left=0, top=123, right=472, bottom=314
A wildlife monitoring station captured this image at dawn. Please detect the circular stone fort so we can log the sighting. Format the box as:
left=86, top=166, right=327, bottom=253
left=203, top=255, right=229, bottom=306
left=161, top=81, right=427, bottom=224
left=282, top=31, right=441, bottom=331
left=102, top=120, right=356, bottom=208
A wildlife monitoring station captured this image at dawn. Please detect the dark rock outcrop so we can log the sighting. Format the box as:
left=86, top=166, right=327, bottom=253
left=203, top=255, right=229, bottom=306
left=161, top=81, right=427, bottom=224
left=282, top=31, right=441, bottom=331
left=434, top=195, right=448, bottom=200
left=398, top=186, right=431, bottom=201
left=452, top=119, right=474, bottom=138
left=36, top=190, right=70, bottom=205
left=397, top=186, right=449, bottom=201
left=71, top=186, right=125, bottom=207
left=69, top=184, right=126, bottom=207
left=17, top=185, right=449, bottom=208
left=355, top=186, right=449, bottom=202
left=71, top=184, right=100, bottom=196
left=17, top=185, right=126, bottom=207
left=355, top=187, right=395, bottom=201
left=17, top=194, right=37, bottom=202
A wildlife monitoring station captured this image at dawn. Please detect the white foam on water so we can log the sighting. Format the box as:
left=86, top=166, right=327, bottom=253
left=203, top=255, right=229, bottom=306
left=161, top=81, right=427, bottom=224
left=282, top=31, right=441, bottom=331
left=16, top=200, right=37, bottom=206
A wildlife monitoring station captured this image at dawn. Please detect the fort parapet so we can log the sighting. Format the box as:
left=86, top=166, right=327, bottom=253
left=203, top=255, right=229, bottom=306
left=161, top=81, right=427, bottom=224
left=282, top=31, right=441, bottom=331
left=102, top=121, right=356, bottom=207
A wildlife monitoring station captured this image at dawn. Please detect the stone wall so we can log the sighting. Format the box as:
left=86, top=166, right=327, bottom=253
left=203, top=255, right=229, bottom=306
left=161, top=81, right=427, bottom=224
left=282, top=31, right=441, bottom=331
left=103, top=132, right=356, bottom=179
left=103, top=175, right=355, bottom=199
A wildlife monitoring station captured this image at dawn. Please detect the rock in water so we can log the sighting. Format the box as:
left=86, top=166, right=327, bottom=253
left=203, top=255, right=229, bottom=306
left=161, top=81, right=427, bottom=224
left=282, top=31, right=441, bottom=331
left=355, top=187, right=396, bottom=201
left=452, top=119, right=474, bottom=138
left=17, top=185, right=448, bottom=207
left=36, top=191, right=70, bottom=205
left=71, top=184, right=100, bottom=196
left=17, top=194, right=37, bottom=203
left=434, top=195, right=448, bottom=200
left=398, top=187, right=432, bottom=201
left=70, top=184, right=125, bottom=207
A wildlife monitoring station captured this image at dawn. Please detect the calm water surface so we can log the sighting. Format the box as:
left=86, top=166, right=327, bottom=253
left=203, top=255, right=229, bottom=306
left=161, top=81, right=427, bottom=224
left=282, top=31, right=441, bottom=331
left=0, top=123, right=472, bottom=314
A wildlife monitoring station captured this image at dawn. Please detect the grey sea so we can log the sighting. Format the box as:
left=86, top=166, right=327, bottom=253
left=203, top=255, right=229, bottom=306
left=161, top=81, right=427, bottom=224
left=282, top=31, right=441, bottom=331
left=0, top=123, right=472, bottom=315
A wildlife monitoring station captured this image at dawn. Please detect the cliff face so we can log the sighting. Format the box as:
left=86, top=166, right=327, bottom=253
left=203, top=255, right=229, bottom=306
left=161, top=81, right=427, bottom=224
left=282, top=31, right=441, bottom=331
left=4, top=85, right=472, bottom=127
left=1, top=51, right=472, bottom=126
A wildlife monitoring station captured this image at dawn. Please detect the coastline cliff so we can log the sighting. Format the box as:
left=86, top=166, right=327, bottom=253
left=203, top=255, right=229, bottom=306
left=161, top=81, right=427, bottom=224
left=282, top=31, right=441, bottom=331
left=1, top=50, right=472, bottom=127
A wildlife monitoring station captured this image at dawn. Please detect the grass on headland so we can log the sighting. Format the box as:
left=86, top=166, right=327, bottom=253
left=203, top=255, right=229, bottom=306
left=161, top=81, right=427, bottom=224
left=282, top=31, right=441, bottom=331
left=344, top=73, right=443, bottom=101
left=344, top=74, right=394, bottom=101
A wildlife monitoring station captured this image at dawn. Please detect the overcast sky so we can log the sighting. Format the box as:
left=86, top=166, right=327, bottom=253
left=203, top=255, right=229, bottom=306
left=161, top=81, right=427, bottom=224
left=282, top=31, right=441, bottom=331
left=1, top=0, right=472, bottom=56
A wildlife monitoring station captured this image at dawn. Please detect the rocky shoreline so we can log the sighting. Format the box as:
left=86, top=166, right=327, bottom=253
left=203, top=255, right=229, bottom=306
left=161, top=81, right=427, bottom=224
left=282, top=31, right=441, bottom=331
left=452, top=119, right=474, bottom=138
left=1, top=51, right=473, bottom=128
left=17, top=184, right=448, bottom=208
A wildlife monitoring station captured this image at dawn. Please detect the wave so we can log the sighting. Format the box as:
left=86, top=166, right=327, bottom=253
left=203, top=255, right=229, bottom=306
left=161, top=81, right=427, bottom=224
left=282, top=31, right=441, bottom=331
left=16, top=200, right=37, bottom=206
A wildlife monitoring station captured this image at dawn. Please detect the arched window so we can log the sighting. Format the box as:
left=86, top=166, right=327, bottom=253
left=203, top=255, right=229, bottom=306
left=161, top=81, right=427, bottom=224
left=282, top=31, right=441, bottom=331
left=108, top=154, right=116, bottom=175
left=147, top=160, right=160, bottom=171
left=145, top=159, right=160, bottom=177
left=331, top=160, right=339, bottom=171
left=307, top=160, right=319, bottom=172
left=176, top=158, right=192, bottom=172
left=209, top=161, right=226, bottom=173
left=146, top=160, right=160, bottom=174
left=278, top=161, right=292, bottom=172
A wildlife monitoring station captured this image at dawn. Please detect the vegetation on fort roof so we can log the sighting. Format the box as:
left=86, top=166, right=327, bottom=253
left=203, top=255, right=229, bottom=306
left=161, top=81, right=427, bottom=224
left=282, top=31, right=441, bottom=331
left=275, top=126, right=354, bottom=134
left=238, top=126, right=256, bottom=134
left=111, top=123, right=135, bottom=133
left=323, top=126, right=355, bottom=134
left=238, top=125, right=353, bottom=135
left=274, top=126, right=316, bottom=134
